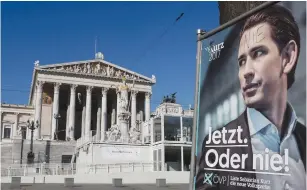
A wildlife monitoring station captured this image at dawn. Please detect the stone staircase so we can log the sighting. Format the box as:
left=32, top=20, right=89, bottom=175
left=1, top=139, right=76, bottom=167
left=1, top=142, right=13, bottom=165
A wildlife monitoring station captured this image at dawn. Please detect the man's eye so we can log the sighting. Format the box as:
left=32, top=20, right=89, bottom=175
left=254, top=50, right=264, bottom=58
left=238, top=60, right=246, bottom=67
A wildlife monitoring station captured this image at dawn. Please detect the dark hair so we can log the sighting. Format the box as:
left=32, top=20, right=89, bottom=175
left=240, top=4, right=300, bottom=89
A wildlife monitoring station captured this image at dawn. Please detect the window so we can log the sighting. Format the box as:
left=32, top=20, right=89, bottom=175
left=182, top=117, right=193, bottom=142
left=153, top=118, right=162, bottom=142
left=19, top=125, right=27, bottom=139
left=164, top=116, right=181, bottom=141
left=61, top=155, right=72, bottom=163
left=3, top=125, right=11, bottom=139
left=21, top=128, right=27, bottom=139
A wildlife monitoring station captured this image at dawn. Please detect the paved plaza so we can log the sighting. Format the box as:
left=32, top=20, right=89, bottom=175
left=1, top=183, right=189, bottom=190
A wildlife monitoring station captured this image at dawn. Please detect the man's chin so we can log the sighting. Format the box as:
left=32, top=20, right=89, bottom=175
left=244, top=97, right=263, bottom=109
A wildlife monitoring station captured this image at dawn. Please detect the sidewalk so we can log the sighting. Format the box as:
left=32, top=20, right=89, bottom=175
left=1, top=183, right=189, bottom=190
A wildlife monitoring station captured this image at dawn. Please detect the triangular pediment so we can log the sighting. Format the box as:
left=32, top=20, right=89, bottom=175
left=36, top=59, right=156, bottom=83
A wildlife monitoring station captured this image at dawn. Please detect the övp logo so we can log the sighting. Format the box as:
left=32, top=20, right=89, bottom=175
left=203, top=172, right=227, bottom=186
left=204, top=41, right=224, bottom=61
left=203, top=173, right=213, bottom=185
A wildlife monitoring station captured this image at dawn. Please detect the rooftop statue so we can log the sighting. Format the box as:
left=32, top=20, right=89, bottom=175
left=162, top=92, right=177, bottom=104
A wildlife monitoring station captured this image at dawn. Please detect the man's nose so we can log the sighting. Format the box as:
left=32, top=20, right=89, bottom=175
left=243, top=61, right=254, bottom=83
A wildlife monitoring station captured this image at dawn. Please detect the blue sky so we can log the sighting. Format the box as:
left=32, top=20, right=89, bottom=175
left=1, top=1, right=219, bottom=110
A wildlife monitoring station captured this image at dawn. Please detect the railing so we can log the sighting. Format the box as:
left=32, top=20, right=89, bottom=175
left=1, top=163, right=154, bottom=177
left=79, top=163, right=154, bottom=174
left=1, top=163, right=76, bottom=177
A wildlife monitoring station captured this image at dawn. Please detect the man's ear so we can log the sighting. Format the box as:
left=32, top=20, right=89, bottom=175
left=281, top=40, right=298, bottom=74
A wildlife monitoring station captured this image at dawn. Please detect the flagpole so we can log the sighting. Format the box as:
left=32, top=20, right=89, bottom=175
left=95, top=36, right=97, bottom=56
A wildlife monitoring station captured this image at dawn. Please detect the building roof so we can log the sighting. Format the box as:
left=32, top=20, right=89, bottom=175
left=28, top=54, right=156, bottom=105
left=1, top=103, right=33, bottom=108
left=1, top=103, right=34, bottom=114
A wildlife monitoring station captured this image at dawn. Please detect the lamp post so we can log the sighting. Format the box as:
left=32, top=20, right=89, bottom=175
left=53, top=113, right=61, bottom=140
left=27, top=120, right=39, bottom=164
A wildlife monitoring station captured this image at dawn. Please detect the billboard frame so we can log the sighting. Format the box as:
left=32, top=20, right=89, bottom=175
left=189, top=1, right=280, bottom=190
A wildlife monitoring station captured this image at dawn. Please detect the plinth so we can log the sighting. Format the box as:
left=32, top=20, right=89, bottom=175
left=118, top=111, right=130, bottom=143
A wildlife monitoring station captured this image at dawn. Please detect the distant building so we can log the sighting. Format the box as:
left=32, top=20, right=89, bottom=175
left=75, top=102, right=193, bottom=174
left=1, top=52, right=193, bottom=176
left=1, top=52, right=156, bottom=166
left=148, top=102, right=193, bottom=172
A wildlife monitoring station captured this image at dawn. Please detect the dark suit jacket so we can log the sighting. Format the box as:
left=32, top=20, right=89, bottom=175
left=195, top=110, right=306, bottom=190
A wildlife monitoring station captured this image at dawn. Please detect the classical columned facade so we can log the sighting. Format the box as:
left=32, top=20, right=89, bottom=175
left=0, top=104, right=34, bottom=141
left=28, top=53, right=156, bottom=142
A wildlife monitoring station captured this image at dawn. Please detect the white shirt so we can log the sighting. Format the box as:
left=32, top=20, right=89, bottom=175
left=247, top=104, right=305, bottom=190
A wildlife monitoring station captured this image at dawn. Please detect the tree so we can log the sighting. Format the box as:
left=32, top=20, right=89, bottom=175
left=218, top=2, right=266, bottom=25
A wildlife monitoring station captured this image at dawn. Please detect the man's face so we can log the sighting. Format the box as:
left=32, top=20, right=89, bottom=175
left=238, top=23, right=283, bottom=109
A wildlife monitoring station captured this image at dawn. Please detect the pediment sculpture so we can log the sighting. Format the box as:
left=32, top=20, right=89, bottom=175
left=47, top=62, right=142, bottom=81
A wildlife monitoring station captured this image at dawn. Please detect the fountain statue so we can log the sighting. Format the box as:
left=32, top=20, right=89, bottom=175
left=106, top=77, right=132, bottom=143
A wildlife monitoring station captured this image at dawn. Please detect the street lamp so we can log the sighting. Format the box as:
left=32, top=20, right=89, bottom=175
left=26, top=120, right=39, bottom=164
left=53, top=113, right=61, bottom=140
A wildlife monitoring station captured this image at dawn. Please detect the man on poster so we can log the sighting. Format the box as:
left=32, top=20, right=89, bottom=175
left=196, top=4, right=306, bottom=190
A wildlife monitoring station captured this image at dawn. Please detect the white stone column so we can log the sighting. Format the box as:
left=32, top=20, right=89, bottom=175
left=145, top=92, right=152, bottom=121
left=34, top=80, right=44, bottom=140
left=180, top=116, right=183, bottom=141
left=32, top=88, right=37, bottom=107
left=81, top=95, right=86, bottom=138
left=150, top=119, right=154, bottom=144
left=85, top=86, right=93, bottom=139
left=96, top=103, right=101, bottom=141
left=68, top=84, right=78, bottom=140
left=13, top=112, right=19, bottom=138
left=100, top=87, right=109, bottom=141
left=51, top=83, right=61, bottom=140
left=161, top=114, right=165, bottom=142
left=111, top=108, right=116, bottom=125
left=162, top=146, right=165, bottom=171
left=131, top=90, right=138, bottom=128
left=116, top=90, right=120, bottom=124
left=66, top=98, right=70, bottom=140
left=181, top=146, right=184, bottom=171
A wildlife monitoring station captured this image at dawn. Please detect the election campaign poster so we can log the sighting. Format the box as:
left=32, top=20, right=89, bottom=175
left=192, top=2, right=306, bottom=190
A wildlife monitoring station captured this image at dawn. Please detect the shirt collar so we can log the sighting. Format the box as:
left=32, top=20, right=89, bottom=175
left=247, top=102, right=297, bottom=137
